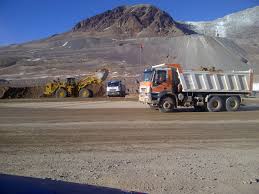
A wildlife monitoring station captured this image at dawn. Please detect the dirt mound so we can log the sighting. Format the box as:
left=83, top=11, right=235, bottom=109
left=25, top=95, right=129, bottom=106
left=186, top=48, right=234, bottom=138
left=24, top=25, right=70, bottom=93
left=182, top=6, right=259, bottom=72
left=2, top=86, right=44, bottom=99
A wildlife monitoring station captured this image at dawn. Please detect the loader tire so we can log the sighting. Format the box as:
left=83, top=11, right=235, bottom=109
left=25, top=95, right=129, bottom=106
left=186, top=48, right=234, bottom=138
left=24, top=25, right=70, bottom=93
left=55, top=88, right=67, bottom=98
left=225, top=96, right=240, bottom=112
left=79, top=88, right=92, bottom=98
left=207, top=96, right=223, bottom=112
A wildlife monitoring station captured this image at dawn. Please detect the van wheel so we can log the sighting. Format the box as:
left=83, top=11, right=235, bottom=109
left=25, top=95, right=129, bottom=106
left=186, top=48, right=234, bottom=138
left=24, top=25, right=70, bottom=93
left=207, top=96, right=223, bottom=112
left=225, top=96, right=240, bottom=112
left=159, top=97, right=175, bottom=113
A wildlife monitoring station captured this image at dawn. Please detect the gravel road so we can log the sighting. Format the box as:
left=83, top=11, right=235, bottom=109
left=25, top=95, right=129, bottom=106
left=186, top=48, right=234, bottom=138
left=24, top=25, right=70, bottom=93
left=0, top=99, right=259, bottom=194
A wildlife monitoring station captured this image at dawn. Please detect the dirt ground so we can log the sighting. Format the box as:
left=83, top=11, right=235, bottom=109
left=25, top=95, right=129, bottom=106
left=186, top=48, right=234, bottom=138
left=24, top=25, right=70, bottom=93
left=0, top=98, right=259, bottom=194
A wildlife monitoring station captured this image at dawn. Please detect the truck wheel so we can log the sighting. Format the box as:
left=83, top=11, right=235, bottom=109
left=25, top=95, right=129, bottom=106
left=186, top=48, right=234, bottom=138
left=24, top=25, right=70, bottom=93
left=225, top=96, right=240, bottom=112
left=79, top=88, right=92, bottom=98
left=207, top=96, right=223, bottom=112
left=159, top=97, right=175, bottom=113
left=55, top=88, right=67, bottom=98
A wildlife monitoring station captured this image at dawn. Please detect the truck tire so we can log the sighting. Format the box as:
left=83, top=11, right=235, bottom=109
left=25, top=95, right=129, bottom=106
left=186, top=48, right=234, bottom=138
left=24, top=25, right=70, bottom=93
left=159, top=97, right=175, bottom=113
left=207, top=96, right=223, bottom=112
left=225, top=96, right=240, bottom=112
left=55, top=88, right=67, bottom=98
left=79, top=88, right=92, bottom=98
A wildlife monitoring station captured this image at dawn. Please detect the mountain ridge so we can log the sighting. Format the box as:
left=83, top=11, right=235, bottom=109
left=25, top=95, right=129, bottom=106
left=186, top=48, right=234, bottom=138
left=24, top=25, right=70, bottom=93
left=71, top=4, right=193, bottom=38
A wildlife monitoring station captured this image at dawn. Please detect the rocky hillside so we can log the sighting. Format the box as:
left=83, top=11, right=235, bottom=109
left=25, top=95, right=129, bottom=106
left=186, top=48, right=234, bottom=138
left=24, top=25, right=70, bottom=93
left=72, top=4, right=193, bottom=38
left=183, top=6, right=259, bottom=39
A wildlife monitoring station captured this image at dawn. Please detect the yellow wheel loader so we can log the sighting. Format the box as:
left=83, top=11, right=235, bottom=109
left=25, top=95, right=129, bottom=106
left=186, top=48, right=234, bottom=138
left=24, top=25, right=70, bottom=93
left=43, top=77, right=77, bottom=98
left=43, top=69, right=109, bottom=98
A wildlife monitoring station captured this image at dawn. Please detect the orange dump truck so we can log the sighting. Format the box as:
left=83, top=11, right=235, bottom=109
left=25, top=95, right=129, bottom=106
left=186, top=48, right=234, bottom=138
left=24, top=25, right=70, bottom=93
left=139, top=64, right=253, bottom=112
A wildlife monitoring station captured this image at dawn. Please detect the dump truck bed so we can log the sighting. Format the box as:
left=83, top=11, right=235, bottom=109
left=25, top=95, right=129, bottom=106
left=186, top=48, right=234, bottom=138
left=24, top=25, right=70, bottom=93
left=177, top=69, right=253, bottom=93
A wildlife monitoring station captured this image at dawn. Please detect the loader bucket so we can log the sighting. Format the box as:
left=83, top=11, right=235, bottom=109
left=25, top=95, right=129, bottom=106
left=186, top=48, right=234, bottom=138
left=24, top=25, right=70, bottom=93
left=95, top=69, right=109, bottom=82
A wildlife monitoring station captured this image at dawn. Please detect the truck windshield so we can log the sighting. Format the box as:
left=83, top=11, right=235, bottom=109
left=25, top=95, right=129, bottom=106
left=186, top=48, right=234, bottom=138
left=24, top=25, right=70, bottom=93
left=108, top=82, right=120, bottom=87
left=143, top=71, right=153, bottom=81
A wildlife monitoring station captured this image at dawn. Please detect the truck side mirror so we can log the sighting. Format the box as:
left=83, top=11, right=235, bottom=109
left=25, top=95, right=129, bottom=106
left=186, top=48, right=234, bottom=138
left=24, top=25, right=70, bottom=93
left=154, top=80, right=159, bottom=85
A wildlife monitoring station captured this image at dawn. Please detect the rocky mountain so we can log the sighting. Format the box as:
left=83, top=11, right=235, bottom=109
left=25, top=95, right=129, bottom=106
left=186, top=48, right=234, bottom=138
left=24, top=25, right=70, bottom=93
left=72, top=4, right=193, bottom=38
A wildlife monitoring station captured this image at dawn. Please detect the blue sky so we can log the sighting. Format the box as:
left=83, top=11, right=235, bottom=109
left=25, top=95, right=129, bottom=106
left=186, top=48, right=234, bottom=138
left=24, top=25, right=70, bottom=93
left=0, top=0, right=258, bottom=45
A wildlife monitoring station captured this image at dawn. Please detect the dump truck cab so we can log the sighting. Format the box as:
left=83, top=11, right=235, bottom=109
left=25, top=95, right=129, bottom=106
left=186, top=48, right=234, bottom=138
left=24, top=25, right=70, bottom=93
left=139, top=64, right=181, bottom=105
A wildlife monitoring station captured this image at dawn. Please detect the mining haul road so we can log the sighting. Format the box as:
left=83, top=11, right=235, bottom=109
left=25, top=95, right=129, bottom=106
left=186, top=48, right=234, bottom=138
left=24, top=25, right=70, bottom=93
left=0, top=99, right=259, bottom=194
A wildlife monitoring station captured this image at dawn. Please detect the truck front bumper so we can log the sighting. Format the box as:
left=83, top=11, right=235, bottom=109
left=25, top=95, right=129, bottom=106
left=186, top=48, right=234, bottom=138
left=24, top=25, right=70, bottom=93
left=107, top=91, right=121, bottom=96
left=139, top=93, right=160, bottom=105
left=139, top=93, right=152, bottom=104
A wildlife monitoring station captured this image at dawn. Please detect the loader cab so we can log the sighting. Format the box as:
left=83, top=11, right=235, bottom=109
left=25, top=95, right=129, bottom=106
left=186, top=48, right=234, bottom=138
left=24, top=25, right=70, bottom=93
left=66, top=78, right=76, bottom=86
left=65, top=78, right=76, bottom=96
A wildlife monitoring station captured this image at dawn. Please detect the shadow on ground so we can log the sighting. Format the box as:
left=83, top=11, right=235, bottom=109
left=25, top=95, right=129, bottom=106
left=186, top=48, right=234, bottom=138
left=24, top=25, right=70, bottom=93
left=170, top=104, right=259, bottom=112
left=239, top=104, right=259, bottom=111
left=0, top=174, right=145, bottom=194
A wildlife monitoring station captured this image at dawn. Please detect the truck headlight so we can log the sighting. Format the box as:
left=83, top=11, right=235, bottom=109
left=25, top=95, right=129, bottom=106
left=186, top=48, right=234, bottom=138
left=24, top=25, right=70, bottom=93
left=146, top=86, right=151, bottom=93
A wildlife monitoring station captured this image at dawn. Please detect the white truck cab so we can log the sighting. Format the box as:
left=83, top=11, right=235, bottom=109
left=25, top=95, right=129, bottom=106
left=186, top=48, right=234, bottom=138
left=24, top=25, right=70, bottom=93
left=106, top=80, right=126, bottom=97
